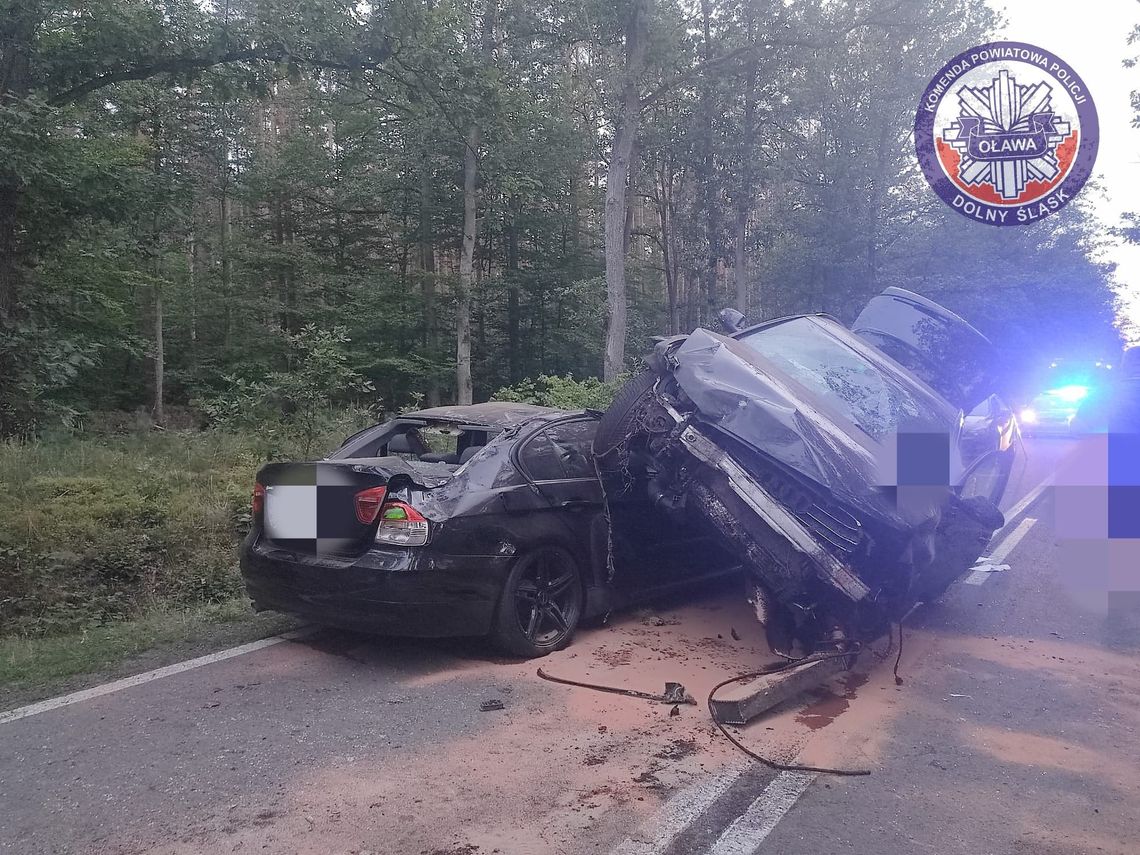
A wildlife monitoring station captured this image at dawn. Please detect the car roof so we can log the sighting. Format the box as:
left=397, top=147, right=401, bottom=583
left=400, top=402, right=566, bottom=428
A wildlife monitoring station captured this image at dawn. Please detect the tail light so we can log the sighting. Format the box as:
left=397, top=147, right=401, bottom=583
left=354, top=486, right=388, bottom=525
left=376, top=500, right=430, bottom=546
left=252, top=482, right=265, bottom=516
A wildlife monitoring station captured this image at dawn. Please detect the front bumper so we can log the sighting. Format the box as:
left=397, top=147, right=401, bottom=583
left=676, top=424, right=871, bottom=602
left=239, top=534, right=510, bottom=637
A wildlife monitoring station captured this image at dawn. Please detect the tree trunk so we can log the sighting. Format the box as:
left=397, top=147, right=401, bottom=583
left=0, top=4, right=38, bottom=319
left=696, top=0, right=721, bottom=327
left=419, top=154, right=440, bottom=406
left=455, top=0, right=496, bottom=403
left=220, top=185, right=233, bottom=347
left=867, top=41, right=904, bottom=294
left=655, top=161, right=679, bottom=334
left=187, top=231, right=198, bottom=365
left=0, top=185, right=22, bottom=320
left=505, top=194, right=521, bottom=383
left=735, top=28, right=758, bottom=315
left=456, top=122, right=480, bottom=405
left=153, top=282, right=165, bottom=425
left=603, top=0, right=650, bottom=381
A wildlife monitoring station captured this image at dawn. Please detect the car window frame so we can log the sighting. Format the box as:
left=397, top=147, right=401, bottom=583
left=513, top=415, right=600, bottom=484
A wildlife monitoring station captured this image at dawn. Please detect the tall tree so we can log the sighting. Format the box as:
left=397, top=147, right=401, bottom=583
left=603, top=0, right=651, bottom=381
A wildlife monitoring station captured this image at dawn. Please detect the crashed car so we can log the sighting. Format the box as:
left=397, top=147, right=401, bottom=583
left=240, top=403, right=734, bottom=657
left=594, top=287, right=1018, bottom=655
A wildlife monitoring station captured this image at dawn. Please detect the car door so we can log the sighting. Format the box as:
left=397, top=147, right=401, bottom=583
left=851, top=286, right=1000, bottom=414
left=514, top=416, right=607, bottom=583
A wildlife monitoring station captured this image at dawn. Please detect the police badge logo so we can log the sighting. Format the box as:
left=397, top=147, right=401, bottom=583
left=915, top=41, right=1098, bottom=226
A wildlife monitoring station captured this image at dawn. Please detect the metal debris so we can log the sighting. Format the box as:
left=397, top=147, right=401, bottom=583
left=536, top=668, right=696, bottom=705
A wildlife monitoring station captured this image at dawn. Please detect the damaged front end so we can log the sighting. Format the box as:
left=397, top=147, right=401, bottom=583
left=595, top=309, right=1008, bottom=654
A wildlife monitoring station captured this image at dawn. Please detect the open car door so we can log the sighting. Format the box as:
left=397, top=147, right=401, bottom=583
left=852, top=287, right=1000, bottom=414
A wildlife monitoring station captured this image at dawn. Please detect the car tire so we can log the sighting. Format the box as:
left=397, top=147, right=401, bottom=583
left=492, top=545, right=584, bottom=658
left=593, top=369, right=659, bottom=462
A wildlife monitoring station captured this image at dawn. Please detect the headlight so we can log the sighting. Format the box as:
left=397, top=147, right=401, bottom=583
left=1052, top=385, right=1089, bottom=403
left=1019, top=408, right=1038, bottom=424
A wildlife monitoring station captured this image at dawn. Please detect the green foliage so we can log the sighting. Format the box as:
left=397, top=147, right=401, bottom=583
left=0, top=600, right=297, bottom=703
left=197, top=324, right=375, bottom=455
left=492, top=374, right=626, bottom=411
left=0, top=418, right=363, bottom=638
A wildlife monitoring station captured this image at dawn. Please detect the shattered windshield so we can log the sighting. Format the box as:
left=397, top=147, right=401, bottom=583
left=736, top=317, right=930, bottom=441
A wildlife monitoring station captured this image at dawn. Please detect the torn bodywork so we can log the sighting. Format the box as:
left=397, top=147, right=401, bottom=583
left=595, top=288, right=1015, bottom=654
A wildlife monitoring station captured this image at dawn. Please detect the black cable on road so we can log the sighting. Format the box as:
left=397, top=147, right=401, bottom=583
left=893, top=621, right=905, bottom=685
left=538, top=652, right=872, bottom=777
left=706, top=651, right=872, bottom=778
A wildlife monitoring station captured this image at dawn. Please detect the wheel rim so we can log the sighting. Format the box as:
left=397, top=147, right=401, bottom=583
left=513, top=549, right=579, bottom=647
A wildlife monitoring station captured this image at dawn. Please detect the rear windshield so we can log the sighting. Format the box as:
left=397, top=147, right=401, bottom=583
left=736, top=317, right=945, bottom=440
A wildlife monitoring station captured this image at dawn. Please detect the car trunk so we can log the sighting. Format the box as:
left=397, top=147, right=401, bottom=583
left=257, top=457, right=454, bottom=556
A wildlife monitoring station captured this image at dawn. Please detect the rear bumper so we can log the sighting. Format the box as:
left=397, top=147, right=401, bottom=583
left=239, top=534, right=510, bottom=637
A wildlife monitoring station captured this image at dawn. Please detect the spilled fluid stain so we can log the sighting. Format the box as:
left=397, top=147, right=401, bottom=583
left=794, top=671, right=869, bottom=731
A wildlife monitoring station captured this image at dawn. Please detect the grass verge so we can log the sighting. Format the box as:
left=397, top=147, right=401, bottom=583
left=0, top=598, right=299, bottom=710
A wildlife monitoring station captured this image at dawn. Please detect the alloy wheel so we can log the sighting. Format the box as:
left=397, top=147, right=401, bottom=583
left=513, top=549, right=580, bottom=647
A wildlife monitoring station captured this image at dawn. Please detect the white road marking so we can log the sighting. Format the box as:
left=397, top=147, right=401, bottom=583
left=624, top=474, right=1057, bottom=853
left=609, top=763, right=747, bottom=855
left=706, top=771, right=817, bottom=855
left=0, top=629, right=311, bottom=726
left=964, top=517, right=1037, bottom=585
left=999, top=475, right=1051, bottom=533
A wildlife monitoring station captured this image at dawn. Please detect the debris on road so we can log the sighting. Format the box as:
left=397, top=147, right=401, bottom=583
left=536, top=668, right=696, bottom=705
left=709, top=653, right=852, bottom=727
left=479, top=699, right=505, bottom=712
left=971, top=557, right=1012, bottom=574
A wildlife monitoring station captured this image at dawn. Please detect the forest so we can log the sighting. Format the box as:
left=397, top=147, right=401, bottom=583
left=0, top=0, right=1123, bottom=435
left=0, top=0, right=1127, bottom=662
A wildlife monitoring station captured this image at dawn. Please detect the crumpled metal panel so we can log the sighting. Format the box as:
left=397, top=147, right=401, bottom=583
left=402, top=402, right=562, bottom=427
left=670, top=324, right=959, bottom=528
left=340, top=456, right=458, bottom=488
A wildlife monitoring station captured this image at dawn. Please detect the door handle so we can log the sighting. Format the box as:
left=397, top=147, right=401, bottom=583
left=559, top=498, right=593, bottom=510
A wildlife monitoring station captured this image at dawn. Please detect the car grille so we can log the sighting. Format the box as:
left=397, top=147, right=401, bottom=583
left=796, top=502, right=863, bottom=554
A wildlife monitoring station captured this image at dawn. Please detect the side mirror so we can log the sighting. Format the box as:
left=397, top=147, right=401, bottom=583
left=717, top=308, right=745, bottom=334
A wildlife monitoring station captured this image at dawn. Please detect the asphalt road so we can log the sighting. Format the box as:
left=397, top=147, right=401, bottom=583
left=2, top=437, right=1137, bottom=855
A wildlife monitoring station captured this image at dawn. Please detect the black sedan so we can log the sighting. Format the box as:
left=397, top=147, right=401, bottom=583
left=240, top=403, right=733, bottom=657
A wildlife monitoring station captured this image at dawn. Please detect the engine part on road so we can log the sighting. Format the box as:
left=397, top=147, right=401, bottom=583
left=706, top=652, right=873, bottom=777
left=708, top=652, right=853, bottom=727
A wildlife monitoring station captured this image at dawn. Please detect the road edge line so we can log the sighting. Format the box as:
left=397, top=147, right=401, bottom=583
left=965, top=516, right=1038, bottom=585
left=609, top=762, right=748, bottom=855
left=0, top=628, right=312, bottom=726
left=998, top=475, right=1052, bottom=535
left=705, top=770, right=818, bottom=855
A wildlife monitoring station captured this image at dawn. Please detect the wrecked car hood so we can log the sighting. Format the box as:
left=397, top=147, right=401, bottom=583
left=670, top=325, right=963, bottom=527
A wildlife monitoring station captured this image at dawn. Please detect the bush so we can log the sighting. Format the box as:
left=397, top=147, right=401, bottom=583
left=196, top=324, right=375, bottom=456
left=0, top=413, right=373, bottom=638
left=492, top=373, right=626, bottom=411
